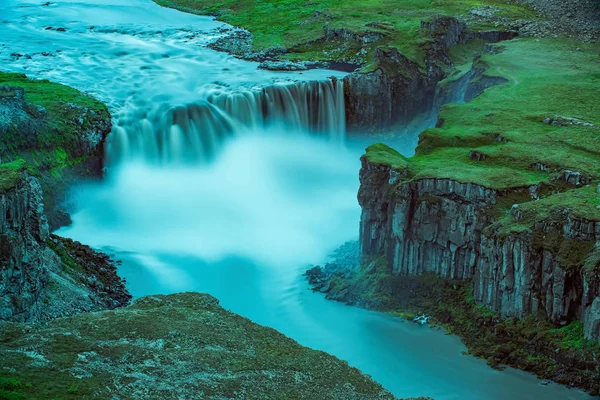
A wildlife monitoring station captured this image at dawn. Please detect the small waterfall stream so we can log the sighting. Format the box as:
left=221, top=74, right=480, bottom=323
left=107, top=79, right=346, bottom=164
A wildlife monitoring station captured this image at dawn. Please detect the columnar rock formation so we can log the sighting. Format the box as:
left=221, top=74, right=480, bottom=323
left=358, top=159, right=600, bottom=343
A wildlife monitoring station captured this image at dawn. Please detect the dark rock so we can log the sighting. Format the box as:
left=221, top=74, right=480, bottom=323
left=0, top=173, right=130, bottom=323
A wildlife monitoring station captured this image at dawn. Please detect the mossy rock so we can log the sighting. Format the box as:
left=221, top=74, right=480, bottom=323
left=0, top=292, right=399, bottom=400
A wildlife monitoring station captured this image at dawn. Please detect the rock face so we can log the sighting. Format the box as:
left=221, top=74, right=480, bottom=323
left=358, top=159, right=600, bottom=343
left=0, top=80, right=111, bottom=230
left=0, top=293, right=398, bottom=400
left=343, top=17, right=517, bottom=133
left=0, top=170, right=130, bottom=322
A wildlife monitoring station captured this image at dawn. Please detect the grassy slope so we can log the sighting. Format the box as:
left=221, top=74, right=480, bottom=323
left=0, top=293, right=399, bottom=400
left=367, top=38, right=600, bottom=225
left=153, top=0, right=536, bottom=64
left=0, top=160, right=27, bottom=193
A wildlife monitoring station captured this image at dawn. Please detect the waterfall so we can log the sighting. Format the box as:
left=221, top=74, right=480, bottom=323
left=107, top=79, right=345, bottom=164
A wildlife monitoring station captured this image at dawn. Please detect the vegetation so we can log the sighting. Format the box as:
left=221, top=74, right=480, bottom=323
left=0, top=293, right=397, bottom=399
left=0, top=377, right=30, bottom=400
left=0, top=160, right=26, bottom=193
left=0, top=72, right=109, bottom=172
left=0, top=72, right=111, bottom=226
left=364, top=37, right=600, bottom=235
left=153, top=0, right=537, bottom=65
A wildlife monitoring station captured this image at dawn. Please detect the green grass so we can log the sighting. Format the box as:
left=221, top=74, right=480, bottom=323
left=364, top=38, right=600, bottom=223
left=0, top=72, right=105, bottom=112
left=153, top=0, right=537, bottom=65
left=0, top=72, right=109, bottom=159
left=402, top=38, right=600, bottom=188
left=0, top=377, right=30, bottom=400
left=363, top=143, right=409, bottom=169
left=0, top=293, right=395, bottom=399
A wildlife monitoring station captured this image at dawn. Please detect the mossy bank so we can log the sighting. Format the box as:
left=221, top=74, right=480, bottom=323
left=307, top=250, right=600, bottom=394
left=0, top=292, right=407, bottom=400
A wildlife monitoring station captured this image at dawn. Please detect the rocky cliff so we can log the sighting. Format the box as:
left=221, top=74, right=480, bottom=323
left=0, top=74, right=111, bottom=230
left=0, top=292, right=401, bottom=400
left=358, top=159, right=600, bottom=343
left=343, top=17, right=517, bottom=134
left=0, top=164, right=130, bottom=322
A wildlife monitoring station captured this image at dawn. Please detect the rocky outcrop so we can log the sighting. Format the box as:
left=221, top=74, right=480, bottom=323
left=0, top=79, right=111, bottom=230
left=0, top=292, right=398, bottom=400
left=343, top=17, right=517, bottom=133
left=0, top=170, right=130, bottom=322
left=358, top=159, right=600, bottom=343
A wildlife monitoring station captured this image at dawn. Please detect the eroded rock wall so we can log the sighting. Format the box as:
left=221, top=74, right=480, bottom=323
left=343, top=16, right=517, bottom=134
left=0, top=172, right=130, bottom=322
left=358, top=159, right=600, bottom=342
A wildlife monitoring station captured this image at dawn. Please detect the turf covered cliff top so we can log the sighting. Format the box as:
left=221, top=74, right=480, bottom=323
left=0, top=293, right=401, bottom=400
left=153, top=0, right=538, bottom=64
left=364, top=37, right=600, bottom=223
left=0, top=72, right=109, bottom=174
left=0, top=159, right=27, bottom=193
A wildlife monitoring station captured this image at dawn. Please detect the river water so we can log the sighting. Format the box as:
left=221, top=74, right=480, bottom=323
left=1, top=1, right=594, bottom=399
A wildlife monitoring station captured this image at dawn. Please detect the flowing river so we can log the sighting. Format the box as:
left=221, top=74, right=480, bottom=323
left=0, top=1, right=594, bottom=399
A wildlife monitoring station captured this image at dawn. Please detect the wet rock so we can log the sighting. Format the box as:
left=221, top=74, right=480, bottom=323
left=258, top=60, right=308, bottom=71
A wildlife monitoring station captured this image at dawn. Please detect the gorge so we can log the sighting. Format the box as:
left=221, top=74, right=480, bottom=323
left=1, top=0, right=599, bottom=399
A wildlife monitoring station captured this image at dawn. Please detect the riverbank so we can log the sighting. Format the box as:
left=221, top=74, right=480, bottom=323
left=307, top=241, right=600, bottom=394
left=0, top=292, right=405, bottom=399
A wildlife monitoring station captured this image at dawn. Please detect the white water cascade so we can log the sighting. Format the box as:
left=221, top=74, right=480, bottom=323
left=107, top=79, right=346, bottom=164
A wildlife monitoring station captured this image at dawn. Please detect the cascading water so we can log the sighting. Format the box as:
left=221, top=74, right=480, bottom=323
left=107, top=79, right=346, bottom=164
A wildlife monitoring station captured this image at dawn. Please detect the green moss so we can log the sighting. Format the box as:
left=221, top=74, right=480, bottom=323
left=363, top=143, right=409, bottom=169
left=0, top=377, right=30, bottom=400
left=0, top=293, right=395, bottom=399
left=407, top=39, right=599, bottom=189
left=0, top=72, right=104, bottom=112
left=153, top=0, right=537, bottom=65
left=0, top=160, right=27, bottom=193
left=0, top=71, right=109, bottom=173
left=490, top=185, right=600, bottom=238
left=46, top=239, right=82, bottom=273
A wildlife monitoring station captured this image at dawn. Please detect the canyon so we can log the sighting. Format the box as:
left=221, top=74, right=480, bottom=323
left=1, top=0, right=599, bottom=398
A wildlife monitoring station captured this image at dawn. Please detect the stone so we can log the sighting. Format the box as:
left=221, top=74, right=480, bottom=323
left=357, top=157, right=600, bottom=343
left=0, top=172, right=130, bottom=323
